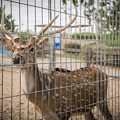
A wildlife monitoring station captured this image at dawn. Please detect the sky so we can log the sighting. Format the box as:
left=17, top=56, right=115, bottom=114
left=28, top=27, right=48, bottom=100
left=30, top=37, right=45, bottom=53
left=0, top=0, right=92, bottom=34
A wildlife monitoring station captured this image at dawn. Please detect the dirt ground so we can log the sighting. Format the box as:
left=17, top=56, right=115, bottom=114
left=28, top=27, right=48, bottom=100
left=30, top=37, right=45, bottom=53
left=0, top=55, right=120, bottom=120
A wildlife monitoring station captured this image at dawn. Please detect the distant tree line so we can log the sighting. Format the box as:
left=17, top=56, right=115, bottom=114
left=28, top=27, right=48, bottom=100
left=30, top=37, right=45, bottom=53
left=62, top=0, right=120, bottom=33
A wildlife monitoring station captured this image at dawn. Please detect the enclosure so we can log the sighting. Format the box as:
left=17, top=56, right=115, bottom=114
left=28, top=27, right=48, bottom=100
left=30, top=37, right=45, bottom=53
left=0, top=0, right=120, bottom=120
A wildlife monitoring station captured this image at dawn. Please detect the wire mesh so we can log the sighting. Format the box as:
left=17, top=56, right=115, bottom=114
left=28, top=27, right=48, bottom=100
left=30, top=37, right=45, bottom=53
left=0, top=0, right=120, bottom=120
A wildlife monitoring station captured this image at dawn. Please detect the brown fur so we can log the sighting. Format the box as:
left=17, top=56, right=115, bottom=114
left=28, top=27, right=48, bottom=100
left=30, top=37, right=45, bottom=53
left=21, top=65, right=112, bottom=120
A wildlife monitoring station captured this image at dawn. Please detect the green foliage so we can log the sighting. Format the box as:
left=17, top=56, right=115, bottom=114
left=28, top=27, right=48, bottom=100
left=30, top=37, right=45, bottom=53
left=81, top=42, right=96, bottom=50
left=102, top=32, right=120, bottom=47
left=64, top=42, right=81, bottom=49
left=72, top=32, right=120, bottom=47
left=83, top=0, right=120, bottom=32
left=56, top=53, right=81, bottom=60
left=62, top=0, right=120, bottom=33
left=71, top=33, right=96, bottom=39
left=0, top=7, right=16, bottom=32
left=15, top=31, right=32, bottom=40
left=62, top=0, right=79, bottom=6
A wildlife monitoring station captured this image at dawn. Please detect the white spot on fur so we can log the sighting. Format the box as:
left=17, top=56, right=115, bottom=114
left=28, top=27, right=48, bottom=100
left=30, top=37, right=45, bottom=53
left=62, top=96, right=67, bottom=100
left=73, top=75, right=76, bottom=78
left=68, top=75, right=71, bottom=77
left=74, top=94, right=77, bottom=96
left=43, top=96, right=47, bottom=100
left=67, top=89, right=70, bottom=91
left=59, top=108, right=61, bottom=111
left=52, top=96, right=55, bottom=99
left=56, top=93, right=59, bottom=97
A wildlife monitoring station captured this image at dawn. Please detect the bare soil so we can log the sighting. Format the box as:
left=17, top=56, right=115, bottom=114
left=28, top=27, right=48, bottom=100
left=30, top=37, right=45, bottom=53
left=0, top=55, right=120, bottom=120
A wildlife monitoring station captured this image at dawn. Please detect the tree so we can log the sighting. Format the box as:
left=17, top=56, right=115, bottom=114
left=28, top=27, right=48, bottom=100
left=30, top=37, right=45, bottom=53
left=62, top=0, right=79, bottom=7
left=84, top=0, right=120, bottom=33
left=62, top=0, right=120, bottom=33
left=0, top=7, right=16, bottom=32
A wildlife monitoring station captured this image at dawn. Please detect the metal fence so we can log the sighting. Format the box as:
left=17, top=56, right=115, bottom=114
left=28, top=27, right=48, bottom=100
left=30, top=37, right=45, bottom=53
left=0, top=0, right=120, bottom=120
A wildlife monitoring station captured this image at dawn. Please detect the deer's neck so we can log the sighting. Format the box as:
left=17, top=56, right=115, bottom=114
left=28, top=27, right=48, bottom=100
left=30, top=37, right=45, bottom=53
left=21, top=65, right=42, bottom=93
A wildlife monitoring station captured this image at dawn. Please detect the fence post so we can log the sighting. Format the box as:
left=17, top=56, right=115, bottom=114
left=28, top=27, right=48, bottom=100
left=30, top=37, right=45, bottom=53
left=49, top=0, right=55, bottom=69
left=85, top=47, right=93, bottom=67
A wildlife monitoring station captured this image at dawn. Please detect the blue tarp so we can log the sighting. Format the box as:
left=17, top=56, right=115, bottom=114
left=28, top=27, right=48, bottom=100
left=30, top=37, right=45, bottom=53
left=0, top=46, right=12, bottom=55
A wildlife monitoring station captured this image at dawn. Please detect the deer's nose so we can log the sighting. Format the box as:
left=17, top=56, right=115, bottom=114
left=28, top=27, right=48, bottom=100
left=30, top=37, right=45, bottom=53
left=12, top=55, right=23, bottom=64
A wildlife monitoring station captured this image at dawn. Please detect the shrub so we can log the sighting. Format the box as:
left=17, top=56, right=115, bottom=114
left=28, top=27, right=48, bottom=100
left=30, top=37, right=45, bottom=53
left=81, top=42, right=96, bottom=50
left=71, top=33, right=96, bottom=39
left=71, top=32, right=120, bottom=47
left=15, top=31, right=32, bottom=40
left=64, top=42, right=81, bottom=49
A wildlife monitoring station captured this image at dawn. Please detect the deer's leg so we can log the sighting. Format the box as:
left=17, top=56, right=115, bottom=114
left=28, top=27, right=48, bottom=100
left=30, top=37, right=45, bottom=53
left=98, top=100, right=112, bottom=120
left=85, top=111, right=96, bottom=120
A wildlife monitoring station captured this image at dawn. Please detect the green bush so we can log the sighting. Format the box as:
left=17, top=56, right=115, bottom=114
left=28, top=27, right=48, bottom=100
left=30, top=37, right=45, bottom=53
left=71, top=33, right=96, bottom=39
left=71, top=32, right=120, bottom=47
left=81, top=42, right=96, bottom=50
left=102, top=33, right=120, bottom=47
left=15, top=31, right=32, bottom=40
left=64, top=42, right=81, bottom=49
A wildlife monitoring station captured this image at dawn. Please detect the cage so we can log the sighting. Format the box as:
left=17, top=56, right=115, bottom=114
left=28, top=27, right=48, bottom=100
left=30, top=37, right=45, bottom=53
left=0, top=0, right=120, bottom=120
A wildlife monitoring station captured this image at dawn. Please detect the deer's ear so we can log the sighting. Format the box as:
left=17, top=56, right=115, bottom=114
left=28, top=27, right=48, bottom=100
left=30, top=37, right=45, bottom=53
left=0, top=38, right=12, bottom=52
left=37, top=38, right=49, bottom=51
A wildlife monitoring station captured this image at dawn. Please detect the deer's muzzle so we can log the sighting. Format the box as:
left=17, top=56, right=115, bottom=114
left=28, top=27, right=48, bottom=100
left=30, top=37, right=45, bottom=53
left=12, top=55, right=25, bottom=64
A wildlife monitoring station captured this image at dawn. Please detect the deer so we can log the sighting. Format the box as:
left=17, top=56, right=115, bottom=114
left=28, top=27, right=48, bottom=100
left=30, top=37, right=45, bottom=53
left=0, top=5, right=112, bottom=120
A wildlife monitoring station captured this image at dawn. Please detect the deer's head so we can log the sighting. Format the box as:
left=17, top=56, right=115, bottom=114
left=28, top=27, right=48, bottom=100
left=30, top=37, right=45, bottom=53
left=0, top=5, right=77, bottom=68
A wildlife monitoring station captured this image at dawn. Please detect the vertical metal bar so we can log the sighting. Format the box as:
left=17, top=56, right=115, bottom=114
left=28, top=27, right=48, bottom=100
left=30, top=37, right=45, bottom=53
left=49, top=0, right=55, bottom=69
left=111, top=1, right=114, bottom=118
left=10, top=1, right=13, bottom=119
left=96, top=0, right=100, bottom=119
left=1, top=1, right=3, bottom=119
left=117, top=2, right=120, bottom=118
left=84, top=0, right=87, bottom=118
left=34, top=0, right=37, bottom=119
left=69, top=1, right=73, bottom=119
left=53, top=1, right=57, bottom=119
left=48, top=1, right=51, bottom=119
left=65, top=2, right=68, bottom=120
left=103, top=0, right=107, bottom=118
left=60, top=1, right=62, bottom=119
left=92, top=1, right=95, bottom=117
left=79, top=1, right=82, bottom=119
left=115, top=2, right=117, bottom=118
left=18, top=0, right=22, bottom=119
left=107, top=2, right=111, bottom=118
left=107, top=2, right=111, bottom=119
left=88, top=1, right=92, bottom=119
left=74, top=0, right=78, bottom=119
left=26, top=0, right=30, bottom=119
left=41, top=1, right=44, bottom=119
left=100, top=0, right=103, bottom=119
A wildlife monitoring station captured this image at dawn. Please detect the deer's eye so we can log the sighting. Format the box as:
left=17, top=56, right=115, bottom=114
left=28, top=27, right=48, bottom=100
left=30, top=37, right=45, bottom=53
left=30, top=47, right=34, bottom=52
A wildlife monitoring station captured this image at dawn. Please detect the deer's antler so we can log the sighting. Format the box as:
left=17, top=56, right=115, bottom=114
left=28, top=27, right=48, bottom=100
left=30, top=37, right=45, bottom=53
left=29, top=14, right=59, bottom=45
left=1, top=5, right=78, bottom=46
left=33, top=5, right=78, bottom=45
left=0, top=5, right=19, bottom=44
left=35, top=14, right=59, bottom=40
left=43, top=6, right=78, bottom=36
